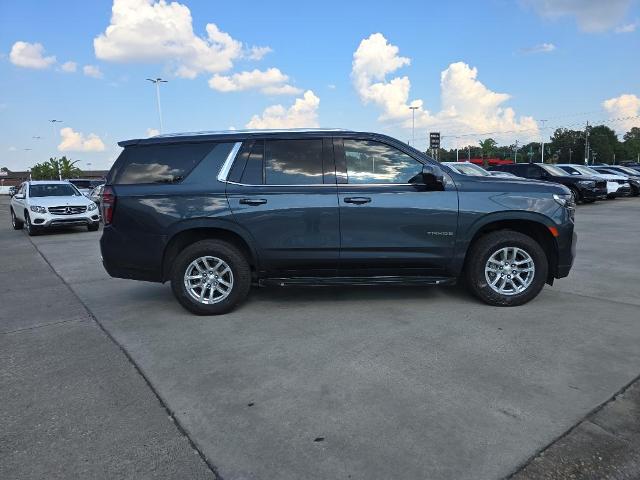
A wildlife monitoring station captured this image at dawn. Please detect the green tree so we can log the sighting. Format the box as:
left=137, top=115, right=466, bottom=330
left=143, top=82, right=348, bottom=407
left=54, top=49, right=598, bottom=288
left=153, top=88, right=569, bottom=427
left=30, top=156, right=82, bottom=180
left=587, top=125, right=618, bottom=164
left=622, top=127, right=640, bottom=162
left=478, top=138, right=497, bottom=167
left=548, top=128, right=585, bottom=164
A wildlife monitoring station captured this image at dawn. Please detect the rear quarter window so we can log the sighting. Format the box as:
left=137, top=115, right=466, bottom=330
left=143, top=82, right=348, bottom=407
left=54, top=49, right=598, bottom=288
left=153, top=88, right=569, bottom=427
left=113, top=142, right=215, bottom=184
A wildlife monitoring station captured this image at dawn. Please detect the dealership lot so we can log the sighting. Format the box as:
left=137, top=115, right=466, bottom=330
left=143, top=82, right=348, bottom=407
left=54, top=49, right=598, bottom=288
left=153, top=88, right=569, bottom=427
left=2, top=195, right=640, bottom=479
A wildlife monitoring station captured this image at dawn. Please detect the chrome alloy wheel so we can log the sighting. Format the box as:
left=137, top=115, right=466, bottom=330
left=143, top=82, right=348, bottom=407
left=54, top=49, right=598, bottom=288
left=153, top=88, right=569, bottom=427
left=184, top=256, right=234, bottom=305
left=11, top=209, right=16, bottom=227
left=484, top=247, right=535, bottom=296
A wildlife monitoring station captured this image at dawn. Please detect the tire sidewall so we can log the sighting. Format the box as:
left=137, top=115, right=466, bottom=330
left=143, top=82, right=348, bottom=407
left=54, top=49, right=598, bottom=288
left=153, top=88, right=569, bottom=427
left=171, top=240, right=250, bottom=315
left=468, top=233, right=548, bottom=307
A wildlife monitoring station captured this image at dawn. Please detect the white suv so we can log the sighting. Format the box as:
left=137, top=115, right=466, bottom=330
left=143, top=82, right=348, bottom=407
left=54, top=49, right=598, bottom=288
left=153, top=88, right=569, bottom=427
left=10, top=181, right=100, bottom=236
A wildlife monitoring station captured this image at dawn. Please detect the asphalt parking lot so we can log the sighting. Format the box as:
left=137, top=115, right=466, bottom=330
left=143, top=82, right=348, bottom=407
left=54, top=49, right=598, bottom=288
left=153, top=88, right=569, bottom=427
left=2, top=195, right=640, bottom=479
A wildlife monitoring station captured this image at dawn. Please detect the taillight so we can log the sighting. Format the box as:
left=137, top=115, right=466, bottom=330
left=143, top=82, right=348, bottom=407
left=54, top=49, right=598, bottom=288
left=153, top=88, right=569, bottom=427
left=102, top=186, right=116, bottom=225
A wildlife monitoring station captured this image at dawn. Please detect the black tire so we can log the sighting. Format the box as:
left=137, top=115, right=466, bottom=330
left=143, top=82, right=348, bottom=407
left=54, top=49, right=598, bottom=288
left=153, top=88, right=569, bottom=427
left=569, top=186, right=581, bottom=204
left=170, top=239, right=251, bottom=315
left=10, top=208, right=23, bottom=230
left=88, top=222, right=99, bottom=231
left=465, top=230, right=548, bottom=307
left=24, top=212, right=40, bottom=236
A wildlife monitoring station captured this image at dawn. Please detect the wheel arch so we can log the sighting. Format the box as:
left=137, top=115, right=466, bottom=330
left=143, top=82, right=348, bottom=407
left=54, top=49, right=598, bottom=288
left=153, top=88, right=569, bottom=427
left=161, top=220, right=258, bottom=282
left=459, top=214, right=559, bottom=283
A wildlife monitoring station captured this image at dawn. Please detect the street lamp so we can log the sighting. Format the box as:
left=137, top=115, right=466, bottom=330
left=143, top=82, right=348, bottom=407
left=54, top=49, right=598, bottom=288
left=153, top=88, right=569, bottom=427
left=49, top=119, right=63, bottom=180
left=408, top=105, right=419, bottom=146
left=147, top=78, right=168, bottom=133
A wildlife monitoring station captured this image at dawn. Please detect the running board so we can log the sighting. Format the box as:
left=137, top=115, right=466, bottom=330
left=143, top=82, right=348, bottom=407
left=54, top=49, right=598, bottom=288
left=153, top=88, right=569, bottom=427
left=259, top=276, right=457, bottom=287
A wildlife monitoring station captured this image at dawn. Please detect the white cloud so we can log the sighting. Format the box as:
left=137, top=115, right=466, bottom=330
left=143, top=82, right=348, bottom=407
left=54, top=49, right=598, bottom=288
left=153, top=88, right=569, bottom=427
left=247, top=46, right=272, bottom=60
left=94, top=0, right=268, bottom=79
left=246, top=90, right=320, bottom=129
left=9, top=41, right=56, bottom=69
left=146, top=127, right=160, bottom=137
left=602, top=94, right=640, bottom=131
left=523, top=0, right=634, bottom=32
left=615, top=21, right=638, bottom=33
left=83, top=64, right=104, bottom=78
left=520, top=42, right=556, bottom=54
left=61, top=61, right=77, bottom=73
left=351, top=33, right=538, bottom=146
left=58, top=127, right=106, bottom=152
left=209, top=68, right=301, bottom=95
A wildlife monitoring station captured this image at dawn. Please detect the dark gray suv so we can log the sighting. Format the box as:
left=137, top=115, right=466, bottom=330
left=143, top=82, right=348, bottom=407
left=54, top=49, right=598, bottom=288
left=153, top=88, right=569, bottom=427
left=100, top=129, right=576, bottom=314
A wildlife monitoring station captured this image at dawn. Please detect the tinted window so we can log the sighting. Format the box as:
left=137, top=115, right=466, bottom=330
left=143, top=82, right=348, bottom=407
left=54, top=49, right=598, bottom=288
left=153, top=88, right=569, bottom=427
left=242, top=140, right=264, bottom=184
left=265, top=140, right=323, bottom=185
left=30, top=184, right=81, bottom=197
left=115, top=143, right=214, bottom=184
left=344, top=139, right=423, bottom=184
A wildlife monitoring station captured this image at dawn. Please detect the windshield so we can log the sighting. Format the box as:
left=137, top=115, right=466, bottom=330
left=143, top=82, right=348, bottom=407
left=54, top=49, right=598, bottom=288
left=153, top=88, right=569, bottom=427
left=29, top=184, right=81, bottom=197
left=539, top=164, right=569, bottom=177
left=451, top=164, right=491, bottom=176
left=616, top=166, right=638, bottom=175
left=572, top=165, right=599, bottom=176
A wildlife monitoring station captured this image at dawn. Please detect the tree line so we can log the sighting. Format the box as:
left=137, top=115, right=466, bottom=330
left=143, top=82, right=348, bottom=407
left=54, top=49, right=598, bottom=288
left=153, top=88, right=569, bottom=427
left=434, top=125, right=640, bottom=164
left=29, top=157, right=83, bottom=180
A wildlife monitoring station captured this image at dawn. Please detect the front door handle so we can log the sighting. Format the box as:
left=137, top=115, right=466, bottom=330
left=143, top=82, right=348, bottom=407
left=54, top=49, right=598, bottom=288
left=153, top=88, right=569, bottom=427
left=344, top=197, right=371, bottom=205
left=239, top=198, right=267, bottom=206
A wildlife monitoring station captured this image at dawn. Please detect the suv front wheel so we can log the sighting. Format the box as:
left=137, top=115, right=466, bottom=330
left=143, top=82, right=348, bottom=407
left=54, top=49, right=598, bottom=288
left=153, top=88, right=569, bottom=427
left=465, top=230, right=548, bottom=306
left=170, top=239, right=251, bottom=315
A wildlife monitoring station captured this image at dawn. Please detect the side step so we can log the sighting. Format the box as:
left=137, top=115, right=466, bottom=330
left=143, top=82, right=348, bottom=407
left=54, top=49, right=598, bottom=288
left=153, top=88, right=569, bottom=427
left=259, top=276, right=457, bottom=287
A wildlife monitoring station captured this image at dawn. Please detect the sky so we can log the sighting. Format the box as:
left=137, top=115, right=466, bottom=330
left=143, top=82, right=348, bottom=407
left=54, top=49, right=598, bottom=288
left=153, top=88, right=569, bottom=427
left=1, top=0, right=639, bottom=171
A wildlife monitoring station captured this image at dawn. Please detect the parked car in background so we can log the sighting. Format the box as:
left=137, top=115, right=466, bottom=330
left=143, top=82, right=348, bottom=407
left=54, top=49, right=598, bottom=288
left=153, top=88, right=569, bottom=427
left=592, top=166, right=640, bottom=196
left=90, top=184, right=105, bottom=206
left=489, top=163, right=607, bottom=203
left=10, top=181, right=100, bottom=235
left=488, top=171, right=522, bottom=179
left=8, top=186, right=17, bottom=197
left=556, top=164, right=631, bottom=199
left=66, top=179, right=104, bottom=197
left=442, top=162, right=492, bottom=176
left=442, top=162, right=521, bottom=179
left=100, top=129, right=576, bottom=314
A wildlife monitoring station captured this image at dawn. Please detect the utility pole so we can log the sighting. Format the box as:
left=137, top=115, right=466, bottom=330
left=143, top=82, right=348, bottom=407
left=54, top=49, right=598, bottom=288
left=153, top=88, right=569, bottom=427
left=514, top=140, right=519, bottom=163
left=584, top=121, right=590, bottom=165
left=467, top=146, right=471, bottom=161
left=49, top=119, right=63, bottom=180
left=569, top=148, right=572, bottom=163
left=539, top=119, right=547, bottom=163
left=409, top=106, right=418, bottom=146
left=147, top=78, right=168, bottom=133
left=456, top=147, right=459, bottom=162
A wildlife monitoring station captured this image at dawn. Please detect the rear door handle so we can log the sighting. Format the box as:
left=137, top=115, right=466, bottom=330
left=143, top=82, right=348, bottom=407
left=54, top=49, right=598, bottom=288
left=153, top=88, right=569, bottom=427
left=239, top=198, right=267, bottom=206
left=344, top=197, right=371, bottom=205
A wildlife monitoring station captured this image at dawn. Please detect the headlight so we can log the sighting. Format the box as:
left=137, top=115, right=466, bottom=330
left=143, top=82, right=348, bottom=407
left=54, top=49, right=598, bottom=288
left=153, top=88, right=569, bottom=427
left=87, top=202, right=97, bottom=211
left=577, top=180, right=595, bottom=188
left=30, top=205, right=47, bottom=214
left=553, top=194, right=574, bottom=208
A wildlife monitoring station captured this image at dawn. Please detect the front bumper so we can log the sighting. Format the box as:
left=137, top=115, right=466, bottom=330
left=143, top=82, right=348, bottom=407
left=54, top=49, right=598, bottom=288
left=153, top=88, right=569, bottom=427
left=31, top=213, right=101, bottom=228
left=556, top=230, right=577, bottom=278
left=581, top=186, right=607, bottom=200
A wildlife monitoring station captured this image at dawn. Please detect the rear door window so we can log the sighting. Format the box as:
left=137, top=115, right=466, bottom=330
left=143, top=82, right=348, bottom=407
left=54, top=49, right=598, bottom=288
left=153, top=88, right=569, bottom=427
left=264, top=139, right=324, bottom=185
left=114, top=143, right=215, bottom=184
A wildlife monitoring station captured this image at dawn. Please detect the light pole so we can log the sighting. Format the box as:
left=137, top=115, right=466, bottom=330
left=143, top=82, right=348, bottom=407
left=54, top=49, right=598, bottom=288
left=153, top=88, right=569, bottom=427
left=409, top=105, right=419, bottom=146
left=49, top=119, right=63, bottom=180
left=147, top=78, right=168, bottom=133
left=539, top=119, right=547, bottom=163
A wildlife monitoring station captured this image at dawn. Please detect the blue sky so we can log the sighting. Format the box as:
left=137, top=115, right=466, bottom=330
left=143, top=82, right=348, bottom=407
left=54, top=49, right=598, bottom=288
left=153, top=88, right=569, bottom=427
left=1, top=0, right=639, bottom=171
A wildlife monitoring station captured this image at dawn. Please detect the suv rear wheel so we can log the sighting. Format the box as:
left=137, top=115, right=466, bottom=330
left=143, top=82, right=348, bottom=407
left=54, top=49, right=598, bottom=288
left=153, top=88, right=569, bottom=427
left=170, top=239, right=251, bottom=315
left=465, top=230, right=548, bottom=306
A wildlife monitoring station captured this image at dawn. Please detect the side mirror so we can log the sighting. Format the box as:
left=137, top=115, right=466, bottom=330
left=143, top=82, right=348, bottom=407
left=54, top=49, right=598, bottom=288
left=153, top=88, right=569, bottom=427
left=15, top=193, right=25, bottom=199
left=417, top=164, right=445, bottom=191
